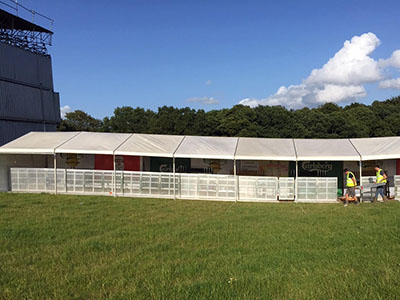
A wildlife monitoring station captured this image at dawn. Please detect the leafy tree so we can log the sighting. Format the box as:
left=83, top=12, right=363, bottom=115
left=319, top=102, right=341, bottom=114
left=106, top=107, right=154, bottom=133
left=59, top=95, right=400, bottom=138
left=218, top=105, right=259, bottom=137
left=58, top=110, right=102, bottom=131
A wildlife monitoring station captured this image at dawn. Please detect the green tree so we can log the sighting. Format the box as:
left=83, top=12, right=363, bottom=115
left=218, top=105, right=259, bottom=137
left=58, top=110, right=102, bottom=131
left=106, top=107, right=154, bottom=133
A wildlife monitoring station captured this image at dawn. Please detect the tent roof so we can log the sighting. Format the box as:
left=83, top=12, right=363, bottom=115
left=174, top=136, right=238, bottom=159
left=235, top=137, right=297, bottom=161
left=350, top=136, right=400, bottom=161
left=55, top=132, right=132, bottom=155
left=115, top=134, right=185, bottom=157
left=294, top=139, right=360, bottom=161
left=2, top=132, right=400, bottom=162
left=0, top=131, right=79, bottom=154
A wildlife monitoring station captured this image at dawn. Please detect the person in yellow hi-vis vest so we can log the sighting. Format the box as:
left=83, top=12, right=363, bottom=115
left=344, top=168, right=359, bottom=207
left=374, top=165, right=388, bottom=202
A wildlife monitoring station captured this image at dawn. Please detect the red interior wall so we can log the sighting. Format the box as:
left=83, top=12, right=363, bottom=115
left=397, top=159, right=400, bottom=175
left=95, top=155, right=140, bottom=171
left=123, top=156, right=140, bottom=171
left=95, top=154, right=113, bottom=170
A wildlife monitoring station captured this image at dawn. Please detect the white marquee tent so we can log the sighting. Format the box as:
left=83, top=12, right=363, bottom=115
left=1, top=132, right=400, bottom=202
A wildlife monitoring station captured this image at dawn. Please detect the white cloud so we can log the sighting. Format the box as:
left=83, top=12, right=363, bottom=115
left=379, top=50, right=400, bottom=69
left=205, top=80, right=212, bottom=85
left=306, top=32, right=381, bottom=86
left=239, top=98, right=264, bottom=108
left=239, top=32, right=400, bottom=109
left=187, top=97, right=219, bottom=105
left=314, top=84, right=366, bottom=103
left=240, top=85, right=309, bottom=108
left=60, top=105, right=71, bottom=119
left=379, top=78, right=400, bottom=89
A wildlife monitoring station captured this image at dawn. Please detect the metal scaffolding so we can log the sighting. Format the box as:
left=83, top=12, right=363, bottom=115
left=0, top=1, right=53, bottom=55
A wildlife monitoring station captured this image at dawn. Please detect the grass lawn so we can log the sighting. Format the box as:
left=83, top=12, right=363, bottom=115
left=0, top=193, right=400, bottom=299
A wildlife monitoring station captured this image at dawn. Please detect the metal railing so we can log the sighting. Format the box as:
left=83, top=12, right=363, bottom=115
left=0, top=0, right=54, bottom=55
left=10, top=168, right=342, bottom=203
left=0, top=0, right=54, bottom=29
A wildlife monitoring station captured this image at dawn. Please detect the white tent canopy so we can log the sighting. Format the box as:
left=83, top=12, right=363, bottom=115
left=115, top=134, right=185, bottom=157
left=235, top=137, right=296, bottom=161
left=55, top=132, right=132, bottom=155
left=2, top=131, right=400, bottom=162
left=294, top=139, right=360, bottom=161
left=0, top=131, right=79, bottom=154
left=174, top=136, right=238, bottom=159
left=350, top=137, right=400, bottom=161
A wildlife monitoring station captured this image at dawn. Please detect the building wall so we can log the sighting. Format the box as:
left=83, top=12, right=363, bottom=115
left=0, top=42, right=60, bottom=146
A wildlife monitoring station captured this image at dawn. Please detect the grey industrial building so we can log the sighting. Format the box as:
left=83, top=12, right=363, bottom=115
left=0, top=7, right=60, bottom=146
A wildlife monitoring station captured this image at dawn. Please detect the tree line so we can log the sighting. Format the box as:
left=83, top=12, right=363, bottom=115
left=58, top=95, right=400, bottom=138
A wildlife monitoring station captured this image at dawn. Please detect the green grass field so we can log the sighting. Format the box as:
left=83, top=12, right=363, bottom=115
left=1, top=193, right=400, bottom=299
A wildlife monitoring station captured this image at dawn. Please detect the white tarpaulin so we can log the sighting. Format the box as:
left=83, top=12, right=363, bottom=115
left=235, top=137, right=296, bottom=161
left=294, top=139, right=360, bottom=161
left=55, top=132, right=132, bottom=155
left=350, top=137, right=400, bottom=161
left=174, top=136, right=238, bottom=159
left=115, top=134, right=184, bottom=157
left=0, top=131, right=79, bottom=154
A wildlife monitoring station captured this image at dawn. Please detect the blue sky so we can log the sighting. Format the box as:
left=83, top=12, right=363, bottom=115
left=7, top=0, right=400, bottom=118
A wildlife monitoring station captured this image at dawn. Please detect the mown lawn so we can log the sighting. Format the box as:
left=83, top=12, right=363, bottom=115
left=0, top=193, right=399, bottom=299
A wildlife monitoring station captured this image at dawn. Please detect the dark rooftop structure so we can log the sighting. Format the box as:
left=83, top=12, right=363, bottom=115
left=0, top=1, right=60, bottom=146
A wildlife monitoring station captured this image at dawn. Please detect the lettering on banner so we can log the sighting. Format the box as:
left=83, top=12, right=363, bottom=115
left=301, top=161, right=333, bottom=176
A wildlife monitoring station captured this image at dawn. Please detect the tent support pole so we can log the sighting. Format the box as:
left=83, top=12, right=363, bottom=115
left=113, top=154, right=117, bottom=197
left=234, top=159, right=238, bottom=202
left=359, top=160, right=363, bottom=202
left=54, top=154, right=57, bottom=195
left=173, top=157, right=176, bottom=200
left=295, top=160, right=298, bottom=202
